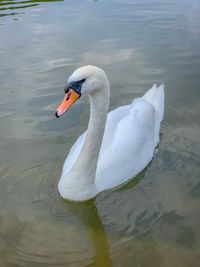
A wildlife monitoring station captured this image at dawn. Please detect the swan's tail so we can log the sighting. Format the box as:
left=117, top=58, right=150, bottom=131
left=143, top=84, right=165, bottom=146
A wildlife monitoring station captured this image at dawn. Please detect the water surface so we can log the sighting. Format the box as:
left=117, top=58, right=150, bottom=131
left=0, top=0, right=200, bottom=266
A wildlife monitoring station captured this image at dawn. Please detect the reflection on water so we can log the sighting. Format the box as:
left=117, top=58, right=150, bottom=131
left=0, top=0, right=63, bottom=18
left=64, top=200, right=112, bottom=267
left=0, top=0, right=200, bottom=266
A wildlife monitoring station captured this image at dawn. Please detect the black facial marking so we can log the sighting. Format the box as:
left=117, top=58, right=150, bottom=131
left=64, top=78, right=86, bottom=94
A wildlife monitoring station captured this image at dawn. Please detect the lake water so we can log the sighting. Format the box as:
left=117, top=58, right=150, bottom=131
left=0, top=0, right=200, bottom=266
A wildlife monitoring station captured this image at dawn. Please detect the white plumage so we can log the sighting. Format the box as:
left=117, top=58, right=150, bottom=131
left=57, top=66, right=164, bottom=201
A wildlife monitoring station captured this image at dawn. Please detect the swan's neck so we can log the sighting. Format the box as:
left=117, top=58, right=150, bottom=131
left=68, top=86, right=110, bottom=187
left=75, top=88, right=109, bottom=180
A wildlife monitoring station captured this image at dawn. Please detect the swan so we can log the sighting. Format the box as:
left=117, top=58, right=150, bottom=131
left=55, top=65, right=164, bottom=201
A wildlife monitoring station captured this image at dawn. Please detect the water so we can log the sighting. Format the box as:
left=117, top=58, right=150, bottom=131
left=0, top=0, right=200, bottom=266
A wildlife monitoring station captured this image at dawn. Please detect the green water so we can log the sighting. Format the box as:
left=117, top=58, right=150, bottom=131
left=0, top=0, right=200, bottom=266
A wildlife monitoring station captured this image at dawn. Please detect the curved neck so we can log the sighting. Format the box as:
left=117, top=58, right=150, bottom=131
left=72, top=86, right=110, bottom=185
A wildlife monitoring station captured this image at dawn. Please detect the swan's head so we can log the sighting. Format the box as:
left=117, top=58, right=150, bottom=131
left=55, top=65, right=109, bottom=118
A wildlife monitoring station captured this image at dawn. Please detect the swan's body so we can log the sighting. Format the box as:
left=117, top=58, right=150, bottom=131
left=56, top=66, right=164, bottom=201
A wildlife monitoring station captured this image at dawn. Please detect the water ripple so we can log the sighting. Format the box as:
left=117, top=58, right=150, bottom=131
left=0, top=0, right=63, bottom=18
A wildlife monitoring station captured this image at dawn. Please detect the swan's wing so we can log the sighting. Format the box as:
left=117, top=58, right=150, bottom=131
left=95, top=97, right=156, bottom=192
left=62, top=105, right=130, bottom=176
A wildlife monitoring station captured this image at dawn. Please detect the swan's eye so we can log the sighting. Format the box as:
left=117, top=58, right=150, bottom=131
left=77, top=79, right=86, bottom=86
left=64, top=78, right=86, bottom=94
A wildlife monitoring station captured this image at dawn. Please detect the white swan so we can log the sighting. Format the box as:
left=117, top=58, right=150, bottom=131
left=55, top=65, right=164, bottom=201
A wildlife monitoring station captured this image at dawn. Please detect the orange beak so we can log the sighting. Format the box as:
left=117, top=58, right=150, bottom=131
left=55, top=89, right=80, bottom=118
